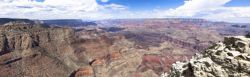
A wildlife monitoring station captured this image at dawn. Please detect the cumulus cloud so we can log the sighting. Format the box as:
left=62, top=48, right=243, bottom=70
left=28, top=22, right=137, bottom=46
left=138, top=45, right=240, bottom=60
left=164, top=0, right=230, bottom=17
left=0, top=0, right=249, bottom=23
left=0, top=0, right=126, bottom=19
left=162, top=0, right=250, bottom=23
left=103, top=0, right=250, bottom=23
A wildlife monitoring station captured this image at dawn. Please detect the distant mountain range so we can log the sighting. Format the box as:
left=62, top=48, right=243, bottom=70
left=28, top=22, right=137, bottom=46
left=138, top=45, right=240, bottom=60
left=0, top=18, right=97, bottom=27
left=0, top=18, right=35, bottom=25
left=1, top=18, right=249, bottom=27
left=42, top=19, right=97, bottom=27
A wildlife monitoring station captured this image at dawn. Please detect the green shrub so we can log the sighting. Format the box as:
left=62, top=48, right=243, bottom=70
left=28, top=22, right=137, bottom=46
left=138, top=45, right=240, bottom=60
left=245, top=33, right=250, bottom=38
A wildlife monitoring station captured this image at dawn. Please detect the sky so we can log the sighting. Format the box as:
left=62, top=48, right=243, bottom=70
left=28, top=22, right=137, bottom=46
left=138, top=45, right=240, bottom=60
left=0, top=0, right=249, bottom=23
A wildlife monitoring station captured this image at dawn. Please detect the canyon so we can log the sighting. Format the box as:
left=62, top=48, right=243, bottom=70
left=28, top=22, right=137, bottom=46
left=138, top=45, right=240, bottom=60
left=0, top=18, right=249, bottom=77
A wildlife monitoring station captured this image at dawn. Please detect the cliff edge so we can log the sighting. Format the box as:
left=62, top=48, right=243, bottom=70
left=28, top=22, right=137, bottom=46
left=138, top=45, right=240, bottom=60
left=164, top=36, right=250, bottom=77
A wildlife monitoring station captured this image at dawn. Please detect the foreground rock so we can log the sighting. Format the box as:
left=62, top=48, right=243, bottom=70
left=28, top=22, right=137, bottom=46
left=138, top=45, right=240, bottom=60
left=165, top=36, right=250, bottom=77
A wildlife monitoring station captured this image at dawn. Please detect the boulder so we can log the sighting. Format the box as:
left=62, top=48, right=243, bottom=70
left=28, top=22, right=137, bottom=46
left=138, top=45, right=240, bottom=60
left=165, top=36, right=250, bottom=77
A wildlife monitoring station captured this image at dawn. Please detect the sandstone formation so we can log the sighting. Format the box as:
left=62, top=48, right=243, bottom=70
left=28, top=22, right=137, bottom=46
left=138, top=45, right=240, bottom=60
left=74, top=66, right=94, bottom=77
left=72, top=30, right=143, bottom=77
left=0, top=22, right=145, bottom=77
left=165, top=36, right=250, bottom=77
left=0, top=22, right=76, bottom=77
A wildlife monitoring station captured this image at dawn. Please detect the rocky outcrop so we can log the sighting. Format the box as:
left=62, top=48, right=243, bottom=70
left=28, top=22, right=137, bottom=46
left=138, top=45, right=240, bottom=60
left=165, top=36, right=250, bottom=77
left=0, top=22, right=145, bottom=77
left=72, top=32, right=143, bottom=77
left=0, top=34, right=8, bottom=54
left=74, top=66, right=94, bottom=77
left=0, top=18, right=35, bottom=25
left=0, top=22, right=77, bottom=77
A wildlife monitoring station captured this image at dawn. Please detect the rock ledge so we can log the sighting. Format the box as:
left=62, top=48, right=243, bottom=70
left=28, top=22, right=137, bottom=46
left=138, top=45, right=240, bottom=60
left=164, top=36, right=250, bottom=77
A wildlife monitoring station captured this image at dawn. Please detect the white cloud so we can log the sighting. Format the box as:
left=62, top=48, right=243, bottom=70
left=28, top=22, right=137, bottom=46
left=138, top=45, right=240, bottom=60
left=102, top=0, right=250, bottom=23
left=162, top=0, right=250, bottom=23
left=201, top=7, right=250, bottom=23
left=0, top=0, right=126, bottom=20
left=164, top=0, right=230, bottom=17
left=0, top=0, right=249, bottom=23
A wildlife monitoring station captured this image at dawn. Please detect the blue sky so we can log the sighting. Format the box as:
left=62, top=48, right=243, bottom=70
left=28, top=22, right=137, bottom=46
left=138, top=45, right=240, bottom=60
left=35, top=0, right=45, bottom=2
left=97, top=0, right=184, bottom=11
left=225, top=0, right=250, bottom=6
left=96, top=0, right=250, bottom=11
left=0, top=0, right=250, bottom=23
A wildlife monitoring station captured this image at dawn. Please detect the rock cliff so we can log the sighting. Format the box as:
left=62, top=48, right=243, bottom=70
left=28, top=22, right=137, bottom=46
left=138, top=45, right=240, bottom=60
left=0, top=22, right=77, bottom=77
left=0, top=22, right=144, bottom=77
left=165, top=36, right=250, bottom=77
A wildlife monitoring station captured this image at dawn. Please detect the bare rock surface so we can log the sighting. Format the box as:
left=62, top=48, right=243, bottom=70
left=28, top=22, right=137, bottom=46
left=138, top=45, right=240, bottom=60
left=0, top=22, right=76, bottom=77
left=2, top=20, right=246, bottom=77
left=165, top=36, right=250, bottom=77
left=0, top=22, right=146, bottom=77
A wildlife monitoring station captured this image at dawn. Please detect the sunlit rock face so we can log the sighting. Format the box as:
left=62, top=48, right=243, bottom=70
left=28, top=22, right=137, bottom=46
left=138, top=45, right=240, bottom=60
left=165, top=36, right=250, bottom=77
left=74, top=66, right=94, bottom=77
left=0, top=22, right=76, bottom=77
left=0, top=22, right=143, bottom=77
